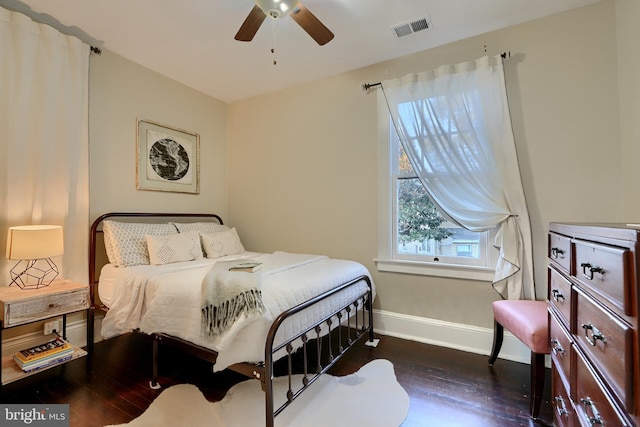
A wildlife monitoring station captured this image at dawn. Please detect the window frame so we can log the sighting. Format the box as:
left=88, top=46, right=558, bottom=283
left=376, top=94, right=497, bottom=281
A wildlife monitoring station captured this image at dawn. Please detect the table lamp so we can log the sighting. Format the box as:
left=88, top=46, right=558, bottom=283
left=5, top=225, right=64, bottom=289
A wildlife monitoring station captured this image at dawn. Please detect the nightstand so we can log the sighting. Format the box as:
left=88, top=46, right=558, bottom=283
left=0, top=279, right=90, bottom=385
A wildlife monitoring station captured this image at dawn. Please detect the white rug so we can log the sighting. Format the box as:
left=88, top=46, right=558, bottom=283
left=107, top=359, right=409, bottom=427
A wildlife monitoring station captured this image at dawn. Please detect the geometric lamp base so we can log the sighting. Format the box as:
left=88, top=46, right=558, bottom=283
left=9, top=258, right=59, bottom=290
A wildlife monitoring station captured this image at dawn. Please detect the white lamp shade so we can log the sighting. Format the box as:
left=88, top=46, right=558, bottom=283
left=255, top=0, right=299, bottom=17
left=6, top=225, right=64, bottom=260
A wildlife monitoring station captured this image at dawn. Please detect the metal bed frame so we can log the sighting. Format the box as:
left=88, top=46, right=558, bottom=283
left=87, top=212, right=374, bottom=427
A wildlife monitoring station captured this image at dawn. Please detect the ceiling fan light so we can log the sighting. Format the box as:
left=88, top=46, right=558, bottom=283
left=255, top=0, right=299, bottom=19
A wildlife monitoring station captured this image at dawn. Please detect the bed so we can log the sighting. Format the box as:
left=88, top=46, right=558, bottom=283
left=87, top=212, right=375, bottom=426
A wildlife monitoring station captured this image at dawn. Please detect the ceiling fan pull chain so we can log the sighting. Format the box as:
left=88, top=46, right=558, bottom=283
left=271, top=18, right=278, bottom=65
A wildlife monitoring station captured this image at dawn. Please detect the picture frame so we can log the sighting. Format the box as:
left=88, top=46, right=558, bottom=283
left=136, top=119, right=200, bottom=194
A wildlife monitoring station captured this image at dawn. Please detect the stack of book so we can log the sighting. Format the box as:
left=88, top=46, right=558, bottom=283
left=13, top=336, right=74, bottom=373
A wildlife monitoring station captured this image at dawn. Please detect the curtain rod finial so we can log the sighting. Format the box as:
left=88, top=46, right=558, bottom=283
left=362, top=82, right=381, bottom=93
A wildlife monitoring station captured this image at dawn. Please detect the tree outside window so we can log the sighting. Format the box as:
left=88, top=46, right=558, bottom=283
left=394, top=136, right=486, bottom=264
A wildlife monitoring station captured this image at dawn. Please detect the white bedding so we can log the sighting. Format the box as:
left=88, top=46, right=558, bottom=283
left=99, top=251, right=373, bottom=371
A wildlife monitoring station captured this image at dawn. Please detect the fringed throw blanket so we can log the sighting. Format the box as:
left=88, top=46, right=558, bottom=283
left=200, top=252, right=328, bottom=339
left=201, top=262, right=265, bottom=338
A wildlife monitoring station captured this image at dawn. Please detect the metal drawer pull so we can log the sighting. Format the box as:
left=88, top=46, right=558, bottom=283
left=550, top=339, right=565, bottom=356
left=580, top=397, right=604, bottom=425
left=551, top=247, right=565, bottom=258
left=551, top=289, right=565, bottom=302
left=554, top=396, right=568, bottom=417
left=580, top=263, right=605, bottom=280
left=581, top=323, right=607, bottom=346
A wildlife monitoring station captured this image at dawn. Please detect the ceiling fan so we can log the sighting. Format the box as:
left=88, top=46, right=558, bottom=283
left=235, top=0, right=334, bottom=46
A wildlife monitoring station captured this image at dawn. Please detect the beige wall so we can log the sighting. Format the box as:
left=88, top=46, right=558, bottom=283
left=228, top=1, right=623, bottom=329
left=618, top=0, right=640, bottom=219
left=89, top=50, right=229, bottom=224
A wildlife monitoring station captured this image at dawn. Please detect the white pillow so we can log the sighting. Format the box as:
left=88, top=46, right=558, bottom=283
left=103, top=220, right=176, bottom=267
left=146, top=230, right=203, bottom=265
left=172, top=222, right=229, bottom=234
left=201, top=228, right=245, bottom=259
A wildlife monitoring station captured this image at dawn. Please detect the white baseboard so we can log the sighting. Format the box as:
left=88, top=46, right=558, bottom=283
left=1, top=315, right=105, bottom=357
left=371, top=309, right=550, bottom=367
left=4, top=310, right=546, bottom=368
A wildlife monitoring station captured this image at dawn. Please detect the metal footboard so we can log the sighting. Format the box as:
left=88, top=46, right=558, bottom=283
left=263, top=274, right=374, bottom=427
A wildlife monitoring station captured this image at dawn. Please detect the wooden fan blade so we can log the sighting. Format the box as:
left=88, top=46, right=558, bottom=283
left=234, top=5, right=267, bottom=42
left=290, top=3, right=334, bottom=46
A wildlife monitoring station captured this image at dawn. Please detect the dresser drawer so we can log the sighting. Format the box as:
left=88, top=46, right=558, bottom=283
left=552, top=366, right=575, bottom=427
left=2, top=285, right=90, bottom=328
left=549, top=232, right=571, bottom=273
left=574, top=347, right=631, bottom=427
left=549, top=267, right=572, bottom=325
left=550, top=310, right=572, bottom=390
left=572, top=239, right=632, bottom=315
left=575, top=286, right=633, bottom=410
left=548, top=223, right=639, bottom=426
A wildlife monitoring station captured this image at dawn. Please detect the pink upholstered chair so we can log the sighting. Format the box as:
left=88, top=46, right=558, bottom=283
left=488, top=299, right=550, bottom=419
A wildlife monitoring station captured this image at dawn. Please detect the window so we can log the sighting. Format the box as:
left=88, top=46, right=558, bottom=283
left=376, top=56, right=533, bottom=295
left=376, top=107, right=497, bottom=281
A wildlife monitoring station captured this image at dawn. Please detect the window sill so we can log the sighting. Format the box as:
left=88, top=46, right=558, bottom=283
left=374, top=258, right=494, bottom=281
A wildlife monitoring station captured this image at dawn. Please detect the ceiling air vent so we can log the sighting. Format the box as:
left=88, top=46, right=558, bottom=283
left=391, top=16, right=430, bottom=38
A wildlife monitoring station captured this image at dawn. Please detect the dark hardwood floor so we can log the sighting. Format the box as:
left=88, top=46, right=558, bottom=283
left=1, top=332, right=553, bottom=426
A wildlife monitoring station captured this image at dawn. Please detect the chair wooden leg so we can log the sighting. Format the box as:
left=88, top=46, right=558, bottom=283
left=530, top=351, right=545, bottom=419
left=488, top=320, right=504, bottom=367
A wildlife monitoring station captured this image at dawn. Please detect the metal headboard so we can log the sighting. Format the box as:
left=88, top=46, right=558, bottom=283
left=86, top=212, right=224, bottom=352
left=88, top=212, right=223, bottom=296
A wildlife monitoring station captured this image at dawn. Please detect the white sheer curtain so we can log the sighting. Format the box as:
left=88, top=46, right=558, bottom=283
left=381, top=55, right=534, bottom=300
left=0, top=7, right=90, bottom=284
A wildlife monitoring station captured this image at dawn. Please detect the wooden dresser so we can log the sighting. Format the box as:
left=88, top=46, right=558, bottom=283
left=548, top=223, right=640, bottom=426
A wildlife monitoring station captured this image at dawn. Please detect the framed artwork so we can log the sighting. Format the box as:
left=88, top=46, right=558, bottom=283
left=136, top=119, right=200, bottom=194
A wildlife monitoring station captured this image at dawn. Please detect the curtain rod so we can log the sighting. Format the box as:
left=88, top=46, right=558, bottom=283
left=362, top=51, right=510, bottom=92
left=0, top=0, right=104, bottom=52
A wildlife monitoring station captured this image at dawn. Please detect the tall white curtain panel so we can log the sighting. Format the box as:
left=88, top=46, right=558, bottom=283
left=0, top=6, right=90, bottom=284
left=381, top=55, right=534, bottom=300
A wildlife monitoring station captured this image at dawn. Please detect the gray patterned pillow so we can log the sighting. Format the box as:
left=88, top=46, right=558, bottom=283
left=103, top=220, right=176, bottom=267
left=146, top=230, right=203, bottom=265
left=201, top=228, right=245, bottom=259
left=171, top=222, right=228, bottom=234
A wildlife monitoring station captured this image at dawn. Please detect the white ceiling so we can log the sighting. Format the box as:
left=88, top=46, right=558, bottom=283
left=4, top=0, right=599, bottom=103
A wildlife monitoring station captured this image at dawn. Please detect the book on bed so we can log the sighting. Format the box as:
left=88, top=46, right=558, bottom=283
left=228, top=262, right=263, bottom=272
